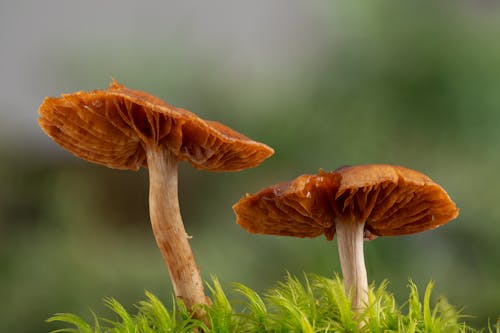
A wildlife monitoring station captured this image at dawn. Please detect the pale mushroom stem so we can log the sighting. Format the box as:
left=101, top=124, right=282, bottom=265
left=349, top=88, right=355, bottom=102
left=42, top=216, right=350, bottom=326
left=335, top=220, right=368, bottom=311
left=146, top=145, right=208, bottom=313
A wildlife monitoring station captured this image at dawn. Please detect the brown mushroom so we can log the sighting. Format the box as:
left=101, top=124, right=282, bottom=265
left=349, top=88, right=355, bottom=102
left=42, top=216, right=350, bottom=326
left=38, top=80, right=274, bottom=313
left=233, top=164, right=458, bottom=311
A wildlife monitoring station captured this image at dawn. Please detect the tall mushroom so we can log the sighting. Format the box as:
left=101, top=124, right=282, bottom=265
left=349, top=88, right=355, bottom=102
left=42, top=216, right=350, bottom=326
left=38, top=80, right=274, bottom=313
left=233, top=164, right=459, bottom=311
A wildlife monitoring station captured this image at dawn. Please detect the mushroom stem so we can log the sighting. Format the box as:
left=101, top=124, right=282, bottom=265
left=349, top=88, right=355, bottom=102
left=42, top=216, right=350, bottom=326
left=146, top=145, right=208, bottom=313
left=335, top=220, right=368, bottom=311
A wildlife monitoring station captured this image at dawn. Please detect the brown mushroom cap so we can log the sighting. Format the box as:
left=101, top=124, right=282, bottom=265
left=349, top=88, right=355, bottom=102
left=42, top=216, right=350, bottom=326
left=233, top=164, right=459, bottom=240
left=233, top=172, right=336, bottom=239
left=38, top=80, right=274, bottom=171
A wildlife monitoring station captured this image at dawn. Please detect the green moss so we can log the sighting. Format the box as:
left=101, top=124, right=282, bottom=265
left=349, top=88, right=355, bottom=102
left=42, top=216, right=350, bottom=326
left=47, top=274, right=498, bottom=332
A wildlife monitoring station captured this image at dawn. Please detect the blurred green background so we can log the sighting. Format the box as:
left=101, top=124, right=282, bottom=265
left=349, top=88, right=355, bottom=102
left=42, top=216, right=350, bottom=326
left=1, top=1, right=499, bottom=331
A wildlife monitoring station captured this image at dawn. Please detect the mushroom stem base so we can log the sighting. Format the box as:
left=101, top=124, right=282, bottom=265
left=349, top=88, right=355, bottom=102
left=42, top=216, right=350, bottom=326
left=146, top=146, right=208, bottom=314
left=335, top=220, right=368, bottom=311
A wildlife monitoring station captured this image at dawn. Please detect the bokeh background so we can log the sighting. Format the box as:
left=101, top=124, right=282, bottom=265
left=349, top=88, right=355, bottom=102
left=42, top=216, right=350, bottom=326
left=1, top=1, right=499, bottom=331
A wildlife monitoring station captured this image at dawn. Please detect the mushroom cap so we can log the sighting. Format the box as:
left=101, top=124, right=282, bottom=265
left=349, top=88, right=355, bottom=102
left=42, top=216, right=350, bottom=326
left=233, top=164, right=459, bottom=240
left=233, top=171, right=339, bottom=239
left=38, top=80, right=274, bottom=171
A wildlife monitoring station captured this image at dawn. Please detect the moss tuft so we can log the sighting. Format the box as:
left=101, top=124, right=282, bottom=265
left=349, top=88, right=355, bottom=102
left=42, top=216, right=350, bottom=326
left=47, top=274, right=498, bottom=332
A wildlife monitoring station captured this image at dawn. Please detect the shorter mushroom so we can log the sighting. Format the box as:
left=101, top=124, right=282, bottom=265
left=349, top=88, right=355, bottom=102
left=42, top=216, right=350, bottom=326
left=39, top=80, right=274, bottom=314
left=233, top=164, right=459, bottom=311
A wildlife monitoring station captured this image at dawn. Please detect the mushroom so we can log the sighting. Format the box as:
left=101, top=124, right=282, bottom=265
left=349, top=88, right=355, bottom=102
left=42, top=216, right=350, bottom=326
left=233, top=164, right=459, bottom=311
left=38, top=80, right=274, bottom=313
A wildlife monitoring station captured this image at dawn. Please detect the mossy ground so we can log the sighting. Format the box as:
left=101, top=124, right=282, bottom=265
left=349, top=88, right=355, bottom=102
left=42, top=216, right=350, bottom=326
left=48, top=274, right=498, bottom=333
